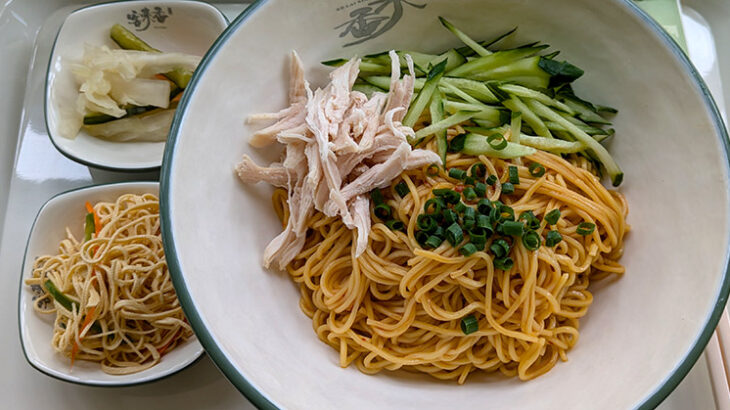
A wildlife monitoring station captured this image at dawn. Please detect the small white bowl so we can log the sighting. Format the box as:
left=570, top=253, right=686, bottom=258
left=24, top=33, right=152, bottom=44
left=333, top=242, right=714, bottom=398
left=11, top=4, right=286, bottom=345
left=18, top=181, right=203, bottom=386
left=45, top=1, right=228, bottom=172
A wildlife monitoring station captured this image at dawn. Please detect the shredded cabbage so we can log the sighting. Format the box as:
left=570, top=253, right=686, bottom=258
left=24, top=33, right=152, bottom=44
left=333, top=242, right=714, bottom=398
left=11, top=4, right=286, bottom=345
left=59, top=44, right=200, bottom=140
left=83, top=109, right=175, bottom=142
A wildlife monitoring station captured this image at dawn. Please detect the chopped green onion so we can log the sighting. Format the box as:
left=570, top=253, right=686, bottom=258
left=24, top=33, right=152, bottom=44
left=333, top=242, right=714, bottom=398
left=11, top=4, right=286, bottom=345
left=499, top=204, right=515, bottom=222
left=486, top=175, right=497, bottom=185
left=432, top=226, right=445, bottom=238
left=577, top=222, right=596, bottom=236
left=433, top=188, right=460, bottom=204
left=459, top=243, right=478, bottom=257
left=395, top=181, right=410, bottom=197
left=448, top=168, right=467, bottom=180
left=464, top=176, right=476, bottom=186
left=501, top=182, right=514, bottom=194
left=477, top=199, right=492, bottom=215
left=529, top=162, right=546, bottom=177
left=448, top=133, right=468, bottom=152
left=469, top=227, right=487, bottom=245
left=442, top=209, right=458, bottom=225
left=463, top=186, right=477, bottom=202
left=474, top=182, right=487, bottom=198
left=545, top=209, right=561, bottom=225
left=494, top=256, right=514, bottom=270
left=386, top=219, right=405, bottom=231
left=424, top=198, right=444, bottom=215
left=476, top=214, right=491, bottom=229
left=417, top=214, right=438, bottom=232
left=426, top=164, right=440, bottom=176
left=519, top=211, right=540, bottom=231
left=416, top=231, right=430, bottom=246
left=490, top=239, right=511, bottom=258
left=84, top=213, right=95, bottom=242
left=508, top=166, right=519, bottom=185
left=487, top=133, right=508, bottom=151
left=463, top=206, right=476, bottom=220
left=462, top=217, right=475, bottom=231
left=460, top=314, right=479, bottom=335
left=425, top=235, right=444, bottom=249
left=446, top=223, right=464, bottom=246
left=500, top=220, right=524, bottom=237
left=470, top=163, right=487, bottom=178
left=454, top=202, right=467, bottom=214
left=371, top=189, right=385, bottom=205
left=374, top=203, right=392, bottom=220
left=545, top=230, right=562, bottom=247
left=522, top=231, right=541, bottom=251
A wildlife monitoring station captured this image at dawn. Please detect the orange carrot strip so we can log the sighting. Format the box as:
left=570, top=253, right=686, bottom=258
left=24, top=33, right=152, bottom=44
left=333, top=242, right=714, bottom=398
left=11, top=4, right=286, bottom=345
left=171, top=91, right=183, bottom=103
left=154, top=73, right=168, bottom=81
left=157, top=329, right=182, bottom=356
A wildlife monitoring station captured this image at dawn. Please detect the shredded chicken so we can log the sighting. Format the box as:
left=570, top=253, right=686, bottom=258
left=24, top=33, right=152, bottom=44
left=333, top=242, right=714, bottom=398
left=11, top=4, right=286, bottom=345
left=236, top=50, right=441, bottom=269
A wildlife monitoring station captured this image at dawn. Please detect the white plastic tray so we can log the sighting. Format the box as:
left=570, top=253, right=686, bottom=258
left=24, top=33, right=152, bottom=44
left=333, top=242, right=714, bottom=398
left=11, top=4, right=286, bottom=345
left=0, top=1, right=723, bottom=409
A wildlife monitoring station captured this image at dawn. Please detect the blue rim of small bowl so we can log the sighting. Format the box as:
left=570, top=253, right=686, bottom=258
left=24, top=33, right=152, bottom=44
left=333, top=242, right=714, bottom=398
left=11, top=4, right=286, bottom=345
left=42, top=0, right=229, bottom=173
left=159, top=1, right=730, bottom=408
left=17, top=181, right=205, bottom=387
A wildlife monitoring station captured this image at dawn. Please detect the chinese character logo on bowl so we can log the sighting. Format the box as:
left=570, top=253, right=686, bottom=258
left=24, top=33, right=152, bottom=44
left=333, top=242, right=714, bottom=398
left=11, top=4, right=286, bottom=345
left=335, top=0, right=426, bottom=47
left=127, top=6, right=173, bottom=31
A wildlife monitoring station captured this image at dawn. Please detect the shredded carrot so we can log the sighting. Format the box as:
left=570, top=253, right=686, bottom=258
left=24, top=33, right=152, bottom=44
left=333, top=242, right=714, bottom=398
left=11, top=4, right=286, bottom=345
left=154, top=73, right=168, bottom=81
left=157, top=329, right=182, bottom=356
left=70, top=305, right=98, bottom=366
left=70, top=343, right=79, bottom=367
left=171, top=91, right=183, bottom=103
left=79, top=306, right=97, bottom=338
left=85, top=201, right=100, bottom=236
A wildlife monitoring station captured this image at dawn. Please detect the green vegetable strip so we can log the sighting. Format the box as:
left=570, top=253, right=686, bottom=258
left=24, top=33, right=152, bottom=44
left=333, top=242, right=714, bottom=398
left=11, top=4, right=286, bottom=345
left=510, top=112, right=522, bottom=144
left=447, top=46, right=548, bottom=77
left=518, top=135, right=584, bottom=154
left=412, top=111, right=474, bottom=142
left=462, top=134, right=536, bottom=158
left=439, top=81, right=482, bottom=105
left=503, top=96, right=552, bottom=139
left=110, top=24, right=192, bottom=88
left=429, top=90, right=448, bottom=165
left=500, top=84, right=575, bottom=114
left=84, top=213, right=95, bottom=242
left=43, top=280, right=77, bottom=312
left=403, top=59, right=448, bottom=128
left=527, top=100, right=623, bottom=186
left=439, top=17, right=492, bottom=57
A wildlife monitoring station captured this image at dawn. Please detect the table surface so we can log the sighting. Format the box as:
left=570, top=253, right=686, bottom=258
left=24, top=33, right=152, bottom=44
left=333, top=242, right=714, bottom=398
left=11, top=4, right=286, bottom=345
left=0, top=1, right=723, bottom=409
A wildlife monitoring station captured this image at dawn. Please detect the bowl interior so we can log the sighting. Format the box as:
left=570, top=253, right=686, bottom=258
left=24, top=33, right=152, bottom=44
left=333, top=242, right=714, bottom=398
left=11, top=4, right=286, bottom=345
left=45, top=0, right=227, bottom=171
left=163, top=0, right=730, bottom=408
left=19, top=182, right=203, bottom=386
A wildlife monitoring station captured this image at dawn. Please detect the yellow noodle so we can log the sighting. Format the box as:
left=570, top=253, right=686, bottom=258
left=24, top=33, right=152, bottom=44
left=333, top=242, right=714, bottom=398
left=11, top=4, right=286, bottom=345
left=25, top=193, right=192, bottom=375
left=274, top=141, right=627, bottom=383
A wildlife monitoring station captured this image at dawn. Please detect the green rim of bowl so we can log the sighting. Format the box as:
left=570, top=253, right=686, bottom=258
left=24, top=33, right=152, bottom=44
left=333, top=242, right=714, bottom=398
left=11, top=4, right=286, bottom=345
left=42, top=0, right=229, bottom=173
left=159, top=1, right=730, bottom=409
left=17, top=181, right=205, bottom=387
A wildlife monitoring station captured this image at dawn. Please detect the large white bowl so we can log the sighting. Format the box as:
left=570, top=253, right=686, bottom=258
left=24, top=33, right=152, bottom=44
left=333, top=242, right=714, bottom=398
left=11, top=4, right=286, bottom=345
left=160, top=0, right=730, bottom=408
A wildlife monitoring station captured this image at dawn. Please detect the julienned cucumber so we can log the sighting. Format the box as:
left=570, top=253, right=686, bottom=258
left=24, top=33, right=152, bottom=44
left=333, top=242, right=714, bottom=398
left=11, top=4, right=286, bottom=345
left=324, top=17, right=622, bottom=185
left=462, top=133, right=536, bottom=158
left=403, top=59, right=448, bottom=128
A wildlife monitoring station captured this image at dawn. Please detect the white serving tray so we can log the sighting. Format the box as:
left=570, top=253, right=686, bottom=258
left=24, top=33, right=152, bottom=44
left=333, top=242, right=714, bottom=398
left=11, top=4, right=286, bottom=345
left=0, top=1, right=723, bottom=409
